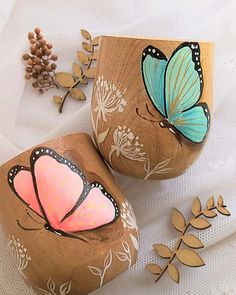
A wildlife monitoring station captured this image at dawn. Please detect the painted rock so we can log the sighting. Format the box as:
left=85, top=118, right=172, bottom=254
left=0, top=133, right=139, bottom=295
left=91, top=36, right=214, bottom=180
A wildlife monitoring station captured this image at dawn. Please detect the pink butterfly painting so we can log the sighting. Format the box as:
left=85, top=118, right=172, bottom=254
left=8, top=147, right=119, bottom=242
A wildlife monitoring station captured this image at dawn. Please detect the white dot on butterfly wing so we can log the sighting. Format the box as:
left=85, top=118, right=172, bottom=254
left=143, top=52, right=145, bottom=56
left=148, top=48, right=151, bottom=52
left=152, top=48, right=156, bottom=53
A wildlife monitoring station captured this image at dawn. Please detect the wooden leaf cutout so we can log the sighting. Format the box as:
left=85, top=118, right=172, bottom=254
left=53, top=95, right=62, bottom=104
left=153, top=244, right=172, bottom=259
left=203, top=209, right=217, bottom=218
left=176, top=248, right=205, bottom=267
left=92, top=36, right=100, bottom=46
left=146, top=195, right=231, bottom=284
left=81, top=29, right=91, bottom=40
left=182, top=234, right=204, bottom=249
left=70, top=88, right=85, bottom=100
left=190, top=217, right=211, bottom=230
left=77, top=51, right=89, bottom=65
left=192, top=197, right=201, bottom=216
left=91, top=51, right=98, bottom=60
left=206, top=196, right=214, bottom=209
left=97, top=128, right=110, bottom=144
left=55, top=72, right=74, bottom=88
left=216, top=206, right=230, bottom=216
left=217, top=195, right=224, bottom=206
left=82, top=42, right=92, bottom=52
left=84, top=67, right=96, bottom=79
left=146, top=264, right=162, bottom=275
left=72, top=63, right=82, bottom=78
left=80, top=78, right=88, bottom=85
left=172, top=208, right=186, bottom=232
left=167, top=264, right=179, bottom=283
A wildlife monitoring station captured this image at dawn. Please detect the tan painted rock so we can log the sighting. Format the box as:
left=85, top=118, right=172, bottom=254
left=91, top=36, right=214, bottom=180
left=0, top=133, right=139, bottom=295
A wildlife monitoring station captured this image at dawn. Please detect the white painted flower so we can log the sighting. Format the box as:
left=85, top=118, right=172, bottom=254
left=7, top=235, right=31, bottom=279
left=109, top=126, right=146, bottom=164
left=93, top=75, right=127, bottom=122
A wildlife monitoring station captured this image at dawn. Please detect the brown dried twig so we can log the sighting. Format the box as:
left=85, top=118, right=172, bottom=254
left=23, top=27, right=58, bottom=93
left=146, top=195, right=231, bottom=284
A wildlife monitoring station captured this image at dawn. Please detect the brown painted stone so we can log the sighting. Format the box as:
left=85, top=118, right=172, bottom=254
left=91, top=36, right=214, bottom=180
left=0, top=133, right=139, bottom=294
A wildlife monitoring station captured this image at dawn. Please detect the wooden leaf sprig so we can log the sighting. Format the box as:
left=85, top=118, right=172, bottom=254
left=54, top=29, right=100, bottom=113
left=146, top=195, right=231, bottom=284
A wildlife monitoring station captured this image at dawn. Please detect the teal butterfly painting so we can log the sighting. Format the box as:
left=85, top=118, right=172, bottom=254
left=138, top=42, right=210, bottom=144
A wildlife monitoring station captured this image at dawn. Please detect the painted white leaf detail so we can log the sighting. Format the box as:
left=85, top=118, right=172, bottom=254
left=47, top=277, right=56, bottom=292
left=87, top=266, right=102, bottom=276
left=122, top=241, right=130, bottom=253
left=104, top=249, right=112, bottom=269
left=87, top=249, right=113, bottom=287
left=130, top=234, right=139, bottom=251
left=115, top=240, right=132, bottom=269
left=115, top=252, right=128, bottom=261
left=97, top=128, right=110, bottom=144
left=60, top=281, right=72, bottom=295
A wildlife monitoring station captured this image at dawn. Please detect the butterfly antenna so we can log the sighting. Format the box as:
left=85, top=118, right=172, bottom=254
left=145, top=103, right=157, bottom=118
left=26, top=210, right=43, bottom=225
left=17, top=220, right=42, bottom=231
left=136, top=107, right=159, bottom=123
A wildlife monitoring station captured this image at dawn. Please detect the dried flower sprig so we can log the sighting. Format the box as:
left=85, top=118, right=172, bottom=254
left=54, top=29, right=99, bottom=113
left=23, top=27, right=58, bottom=93
left=146, top=195, right=231, bottom=284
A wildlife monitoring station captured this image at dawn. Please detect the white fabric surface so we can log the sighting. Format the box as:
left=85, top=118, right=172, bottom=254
left=0, top=0, right=236, bottom=294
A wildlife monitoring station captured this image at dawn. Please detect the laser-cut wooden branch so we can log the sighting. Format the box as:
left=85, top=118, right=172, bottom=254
left=146, top=196, right=231, bottom=284
left=53, top=29, right=100, bottom=113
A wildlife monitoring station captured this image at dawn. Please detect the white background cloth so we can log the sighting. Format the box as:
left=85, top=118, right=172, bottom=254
left=0, top=0, right=236, bottom=294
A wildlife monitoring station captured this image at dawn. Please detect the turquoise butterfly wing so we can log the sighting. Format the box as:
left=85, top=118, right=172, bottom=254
left=141, top=45, right=168, bottom=117
left=164, top=42, right=210, bottom=143
left=141, top=42, right=210, bottom=144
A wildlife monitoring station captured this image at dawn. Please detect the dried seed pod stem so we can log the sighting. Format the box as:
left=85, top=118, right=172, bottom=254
left=146, top=196, right=231, bottom=284
left=22, top=27, right=59, bottom=93
left=58, top=29, right=99, bottom=113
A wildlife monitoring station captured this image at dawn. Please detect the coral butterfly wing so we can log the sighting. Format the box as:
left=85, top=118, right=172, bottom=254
left=8, top=147, right=119, bottom=235
left=8, top=166, right=42, bottom=217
